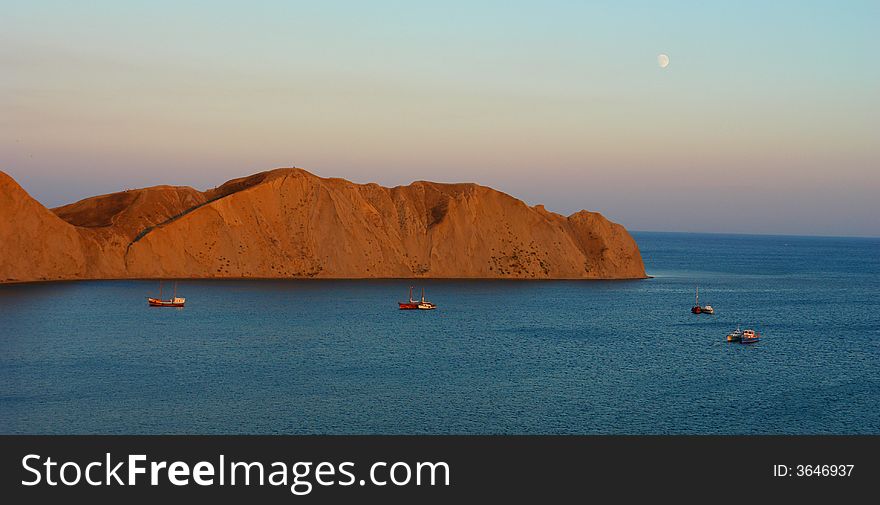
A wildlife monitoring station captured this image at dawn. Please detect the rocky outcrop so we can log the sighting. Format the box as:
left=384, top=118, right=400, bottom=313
left=0, top=168, right=646, bottom=282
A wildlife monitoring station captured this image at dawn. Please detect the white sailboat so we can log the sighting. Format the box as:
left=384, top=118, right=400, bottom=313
left=417, top=287, right=436, bottom=310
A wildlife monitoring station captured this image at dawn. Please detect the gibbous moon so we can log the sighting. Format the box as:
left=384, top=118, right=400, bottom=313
left=658, top=53, right=670, bottom=68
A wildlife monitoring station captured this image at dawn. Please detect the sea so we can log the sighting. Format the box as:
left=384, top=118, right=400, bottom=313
left=1, top=232, right=878, bottom=434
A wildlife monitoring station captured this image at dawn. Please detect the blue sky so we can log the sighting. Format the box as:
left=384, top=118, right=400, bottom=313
left=2, top=1, right=878, bottom=235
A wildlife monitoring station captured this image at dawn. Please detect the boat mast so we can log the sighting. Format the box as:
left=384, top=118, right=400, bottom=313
left=695, top=286, right=699, bottom=306
left=421, top=287, right=425, bottom=303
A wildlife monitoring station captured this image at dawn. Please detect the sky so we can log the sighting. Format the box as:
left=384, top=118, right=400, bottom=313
left=2, top=1, right=878, bottom=236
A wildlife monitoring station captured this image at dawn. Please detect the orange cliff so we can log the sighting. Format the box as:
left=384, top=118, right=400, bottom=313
left=0, top=168, right=646, bottom=283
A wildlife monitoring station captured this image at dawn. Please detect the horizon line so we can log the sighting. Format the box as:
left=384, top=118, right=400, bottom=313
left=631, top=229, right=880, bottom=240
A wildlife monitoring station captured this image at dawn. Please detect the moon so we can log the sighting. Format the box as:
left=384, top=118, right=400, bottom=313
left=657, top=53, right=670, bottom=69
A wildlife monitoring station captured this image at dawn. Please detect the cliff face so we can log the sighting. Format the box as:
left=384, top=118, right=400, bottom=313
left=0, top=171, right=89, bottom=282
left=0, top=168, right=646, bottom=282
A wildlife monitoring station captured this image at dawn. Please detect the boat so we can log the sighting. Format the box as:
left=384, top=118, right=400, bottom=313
left=740, top=329, right=761, bottom=344
left=726, top=326, right=761, bottom=344
left=147, top=281, right=186, bottom=307
left=726, top=327, right=744, bottom=342
left=691, top=286, right=702, bottom=313
left=398, top=286, right=420, bottom=310
left=399, top=286, right=437, bottom=310
left=417, top=287, right=437, bottom=310
left=691, top=287, right=714, bottom=314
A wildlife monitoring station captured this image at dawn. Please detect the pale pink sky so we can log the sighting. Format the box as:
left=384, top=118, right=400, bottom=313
left=2, top=1, right=878, bottom=236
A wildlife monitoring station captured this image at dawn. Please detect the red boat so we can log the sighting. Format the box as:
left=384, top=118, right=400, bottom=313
left=147, top=281, right=186, bottom=307
left=691, top=287, right=713, bottom=314
left=398, top=286, right=419, bottom=310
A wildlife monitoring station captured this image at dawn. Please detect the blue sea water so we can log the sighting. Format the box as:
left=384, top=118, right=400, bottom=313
left=1, top=232, right=878, bottom=434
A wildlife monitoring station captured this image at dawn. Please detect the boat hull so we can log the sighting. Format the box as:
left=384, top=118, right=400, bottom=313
left=148, top=298, right=185, bottom=307
left=398, top=302, right=419, bottom=310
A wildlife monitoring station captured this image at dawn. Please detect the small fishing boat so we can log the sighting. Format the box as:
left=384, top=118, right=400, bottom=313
left=417, top=287, right=436, bottom=310
left=147, top=281, right=186, bottom=307
left=398, top=286, right=419, bottom=310
left=740, top=329, right=761, bottom=344
left=691, top=287, right=702, bottom=313
left=726, top=327, right=744, bottom=342
left=691, top=287, right=714, bottom=314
